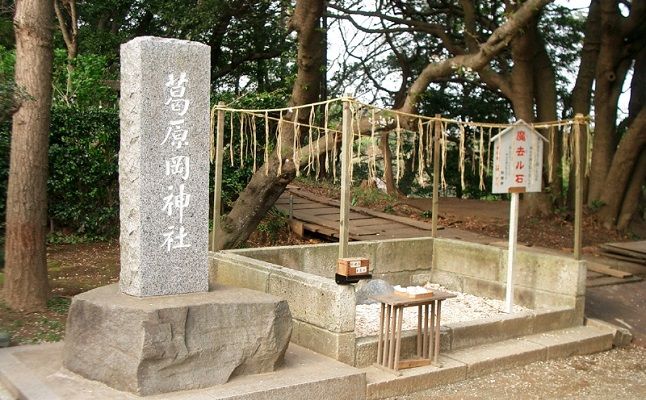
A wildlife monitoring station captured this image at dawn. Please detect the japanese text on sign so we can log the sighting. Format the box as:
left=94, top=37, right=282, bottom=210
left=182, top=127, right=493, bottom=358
left=161, top=72, right=192, bottom=252
left=491, top=121, right=546, bottom=194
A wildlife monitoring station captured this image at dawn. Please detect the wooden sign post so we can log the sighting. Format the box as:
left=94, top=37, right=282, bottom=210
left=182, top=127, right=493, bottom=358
left=491, top=120, right=547, bottom=313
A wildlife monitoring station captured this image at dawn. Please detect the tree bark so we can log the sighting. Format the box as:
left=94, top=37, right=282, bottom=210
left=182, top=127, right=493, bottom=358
left=533, top=32, right=562, bottom=207
left=4, top=0, right=54, bottom=311
left=379, top=132, right=400, bottom=196
left=588, top=0, right=632, bottom=202
left=214, top=0, right=325, bottom=250
left=398, top=0, right=554, bottom=115
left=54, top=0, right=78, bottom=101
left=567, top=0, right=601, bottom=208
left=616, top=150, right=646, bottom=231
left=508, top=16, right=553, bottom=216
left=570, top=0, right=601, bottom=116
left=597, top=106, right=646, bottom=228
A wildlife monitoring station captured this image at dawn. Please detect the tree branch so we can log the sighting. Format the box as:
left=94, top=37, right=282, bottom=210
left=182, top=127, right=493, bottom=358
left=400, top=0, right=553, bottom=114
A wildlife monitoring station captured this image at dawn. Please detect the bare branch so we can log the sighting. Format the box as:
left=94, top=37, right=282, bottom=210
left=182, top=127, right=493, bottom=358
left=400, top=0, right=554, bottom=114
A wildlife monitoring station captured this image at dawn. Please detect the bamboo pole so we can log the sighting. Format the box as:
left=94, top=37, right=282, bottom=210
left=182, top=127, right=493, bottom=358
left=338, top=96, right=352, bottom=259
left=211, top=102, right=225, bottom=250
left=432, top=115, right=441, bottom=237
left=573, top=114, right=584, bottom=260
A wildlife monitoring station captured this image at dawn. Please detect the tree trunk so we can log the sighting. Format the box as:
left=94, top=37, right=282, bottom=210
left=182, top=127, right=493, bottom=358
left=214, top=0, right=325, bottom=250
left=379, top=132, right=400, bottom=196
left=587, top=0, right=631, bottom=202
left=4, top=0, right=54, bottom=311
left=54, top=0, right=78, bottom=101
left=533, top=34, right=562, bottom=207
left=597, top=106, right=646, bottom=228
left=567, top=1, right=600, bottom=208
left=571, top=0, right=601, bottom=115
left=616, top=150, right=646, bottom=231
left=508, top=17, right=552, bottom=216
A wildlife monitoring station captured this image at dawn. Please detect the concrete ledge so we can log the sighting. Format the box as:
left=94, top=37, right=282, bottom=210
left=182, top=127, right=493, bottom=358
left=363, top=324, right=619, bottom=399
left=585, top=318, right=633, bottom=347
left=365, top=356, right=466, bottom=400
left=533, top=307, right=581, bottom=331
left=355, top=329, right=451, bottom=369
left=446, top=338, right=546, bottom=378
left=0, top=343, right=60, bottom=400
left=354, top=308, right=580, bottom=368
left=448, top=312, right=535, bottom=350
left=291, top=320, right=356, bottom=365
left=525, top=326, right=614, bottom=359
left=0, top=343, right=366, bottom=400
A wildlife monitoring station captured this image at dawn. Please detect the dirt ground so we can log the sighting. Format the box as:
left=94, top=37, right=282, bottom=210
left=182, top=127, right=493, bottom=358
left=1, top=190, right=645, bottom=399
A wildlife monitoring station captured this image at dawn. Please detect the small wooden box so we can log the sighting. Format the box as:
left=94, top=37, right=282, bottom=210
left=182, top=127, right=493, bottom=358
left=337, top=257, right=370, bottom=276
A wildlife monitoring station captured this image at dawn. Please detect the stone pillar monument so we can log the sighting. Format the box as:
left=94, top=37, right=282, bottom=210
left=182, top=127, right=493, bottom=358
left=62, top=37, right=292, bottom=396
left=119, top=36, right=210, bottom=296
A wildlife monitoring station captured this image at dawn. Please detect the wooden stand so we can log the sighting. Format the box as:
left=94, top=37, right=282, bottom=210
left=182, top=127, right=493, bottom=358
left=372, top=291, right=456, bottom=372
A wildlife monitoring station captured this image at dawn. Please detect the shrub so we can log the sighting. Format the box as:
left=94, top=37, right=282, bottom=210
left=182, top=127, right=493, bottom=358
left=47, top=106, right=120, bottom=237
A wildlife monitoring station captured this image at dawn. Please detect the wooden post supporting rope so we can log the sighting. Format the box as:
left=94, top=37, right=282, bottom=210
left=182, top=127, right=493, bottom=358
left=573, top=114, right=584, bottom=260
left=338, top=95, right=353, bottom=259
left=211, top=102, right=225, bottom=250
left=431, top=114, right=441, bottom=238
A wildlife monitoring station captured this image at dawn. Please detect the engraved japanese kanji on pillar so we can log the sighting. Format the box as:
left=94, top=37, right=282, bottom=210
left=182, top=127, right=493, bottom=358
left=119, top=37, right=210, bottom=297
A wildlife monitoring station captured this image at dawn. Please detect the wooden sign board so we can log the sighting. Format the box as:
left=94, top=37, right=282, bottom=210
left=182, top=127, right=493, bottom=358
left=491, top=120, right=547, bottom=194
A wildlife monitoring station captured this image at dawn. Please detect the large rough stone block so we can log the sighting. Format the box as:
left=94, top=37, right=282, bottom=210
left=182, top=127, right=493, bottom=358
left=119, top=36, right=210, bottom=296
left=63, top=284, right=292, bottom=396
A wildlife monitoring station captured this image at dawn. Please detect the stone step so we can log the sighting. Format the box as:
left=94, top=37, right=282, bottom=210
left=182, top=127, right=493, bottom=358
left=364, top=324, right=615, bottom=400
left=0, top=343, right=366, bottom=400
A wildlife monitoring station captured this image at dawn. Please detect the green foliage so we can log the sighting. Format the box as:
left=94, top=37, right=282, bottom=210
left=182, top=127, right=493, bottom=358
left=73, top=0, right=294, bottom=94
left=0, top=46, right=19, bottom=123
left=46, top=296, right=71, bottom=315
left=48, top=106, right=120, bottom=237
left=51, top=49, right=117, bottom=107
left=0, top=3, right=13, bottom=49
left=46, top=232, right=107, bottom=244
left=27, top=317, right=65, bottom=343
left=255, top=207, right=288, bottom=244
left=590, top=199, right=606, bottom=212
left=352, top=186, right=396, bottom=208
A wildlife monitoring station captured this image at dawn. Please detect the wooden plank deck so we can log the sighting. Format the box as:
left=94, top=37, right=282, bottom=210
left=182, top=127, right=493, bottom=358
left=275, top=187, right=436, bottom=241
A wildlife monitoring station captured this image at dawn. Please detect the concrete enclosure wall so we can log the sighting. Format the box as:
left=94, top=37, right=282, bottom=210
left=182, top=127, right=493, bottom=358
left=209, top=237, right=586, bottom=366
left=227, top=238, right=435, bottom=284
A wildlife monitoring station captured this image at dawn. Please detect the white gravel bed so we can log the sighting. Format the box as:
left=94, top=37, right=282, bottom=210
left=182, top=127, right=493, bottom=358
left=355, top=283, right=531, bottom=337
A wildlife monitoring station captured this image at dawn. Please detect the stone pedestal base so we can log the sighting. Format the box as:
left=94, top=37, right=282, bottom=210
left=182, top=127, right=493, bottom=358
left=62, top=284, right=292, bottom=396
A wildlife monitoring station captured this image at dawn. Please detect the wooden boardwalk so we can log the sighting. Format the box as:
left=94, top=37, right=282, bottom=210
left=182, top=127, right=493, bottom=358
left=275, top=187, right=436, bottom=241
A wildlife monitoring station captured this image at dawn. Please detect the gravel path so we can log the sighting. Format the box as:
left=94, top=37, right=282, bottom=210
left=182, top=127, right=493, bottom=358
left=385, top=344, right=646, bottom=400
